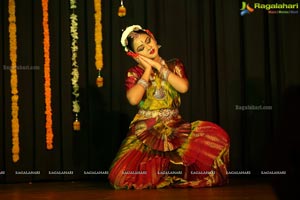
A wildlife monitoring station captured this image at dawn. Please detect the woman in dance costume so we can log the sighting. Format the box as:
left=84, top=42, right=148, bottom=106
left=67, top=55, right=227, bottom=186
left=108, top=25, right=230, bottom=189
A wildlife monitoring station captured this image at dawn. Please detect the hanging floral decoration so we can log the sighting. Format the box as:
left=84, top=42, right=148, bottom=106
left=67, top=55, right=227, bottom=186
left=42, top=0, right=54, bottom=149
left=70, top=0, right=80, bottom=131
left=8, top=0, right=20, bottom=162
left=94, top=0, right=103, bottom=87
left=118, top=0, right=126, bottom=17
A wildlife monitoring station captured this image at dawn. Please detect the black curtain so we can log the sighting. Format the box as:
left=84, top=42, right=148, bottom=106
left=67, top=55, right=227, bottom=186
left=1, top=0, right=299, bottom=187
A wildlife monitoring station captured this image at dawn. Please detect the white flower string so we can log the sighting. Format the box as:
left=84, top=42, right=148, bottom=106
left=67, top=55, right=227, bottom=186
left=70, top=0, right=80, bottom=131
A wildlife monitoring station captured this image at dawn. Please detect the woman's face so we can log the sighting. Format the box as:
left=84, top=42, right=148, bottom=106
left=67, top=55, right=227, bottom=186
left=132, top=33, right=158, bottom=59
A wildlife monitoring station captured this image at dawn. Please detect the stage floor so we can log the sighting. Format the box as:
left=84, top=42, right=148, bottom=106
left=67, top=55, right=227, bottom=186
left=0, top=178, right=278, bottom=200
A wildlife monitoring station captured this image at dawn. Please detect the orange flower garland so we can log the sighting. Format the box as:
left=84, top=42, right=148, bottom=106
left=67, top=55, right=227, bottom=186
left=8, top=0, right=20, bottom=163
left=118, top=0, right=126, bottom=17
left=42, top=0, right=54, bottom=149
left=94, top=0, right=103, bottom=87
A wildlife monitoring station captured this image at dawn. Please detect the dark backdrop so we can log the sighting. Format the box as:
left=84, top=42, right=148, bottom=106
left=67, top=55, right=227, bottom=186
left=1, top=0, right=299, bottom=188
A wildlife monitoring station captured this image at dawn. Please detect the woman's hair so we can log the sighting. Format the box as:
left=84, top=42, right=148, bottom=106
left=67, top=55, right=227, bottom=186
left=126, top=29, right=149, bottom=52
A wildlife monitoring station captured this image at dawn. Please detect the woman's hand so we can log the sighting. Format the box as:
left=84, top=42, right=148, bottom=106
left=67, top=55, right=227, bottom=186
left=136, top=56, right=154, bottom=71
left=139, top=56, right=189, bottom=94
left=126, top=55, right=153, bottom=105
left=138, top=56, right=163, bottom=71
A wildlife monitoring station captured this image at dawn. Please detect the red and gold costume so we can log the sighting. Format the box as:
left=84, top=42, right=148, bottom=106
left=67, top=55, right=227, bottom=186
left=108, top=59, right=230, bottom=189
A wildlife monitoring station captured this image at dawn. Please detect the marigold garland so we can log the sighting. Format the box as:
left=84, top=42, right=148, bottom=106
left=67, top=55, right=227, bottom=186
left=94, top=0, right=103, bottom=87
left=70, top=0, right=80, bottom=131
left=42, top=0, right=54, bottom=149
left=8, top=0, right=20, bottom=163
left=118, top=0, right=126, bottom=17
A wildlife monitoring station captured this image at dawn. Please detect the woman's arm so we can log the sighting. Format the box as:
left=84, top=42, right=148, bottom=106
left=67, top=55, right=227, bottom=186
left=139, top=56, right=189, bottom=93
left=126, top=57, right=153, bottom=105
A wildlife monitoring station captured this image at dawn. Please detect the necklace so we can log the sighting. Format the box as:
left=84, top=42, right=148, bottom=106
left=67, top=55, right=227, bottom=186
left=153, top=86, right=165, bottom=99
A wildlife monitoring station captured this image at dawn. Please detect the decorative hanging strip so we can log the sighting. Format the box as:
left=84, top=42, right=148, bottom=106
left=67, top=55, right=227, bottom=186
left=8, top=0, right=20, bottom=162
left=42, top=0, right=54, bottom=149
left=94, top=0, right=103, bottom=87
left=70, top=0, right=80, bottom=131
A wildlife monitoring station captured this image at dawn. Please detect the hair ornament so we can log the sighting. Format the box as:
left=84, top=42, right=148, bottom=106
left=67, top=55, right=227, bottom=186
left=120, top=25, right=143, bottom=52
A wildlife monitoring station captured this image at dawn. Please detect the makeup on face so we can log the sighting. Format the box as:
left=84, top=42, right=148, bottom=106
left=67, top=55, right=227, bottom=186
left=135, top=36, right=152, bottom=52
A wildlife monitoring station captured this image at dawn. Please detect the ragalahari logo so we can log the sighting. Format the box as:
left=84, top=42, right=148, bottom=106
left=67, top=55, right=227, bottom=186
left=240, top=2, right=255, bottom=16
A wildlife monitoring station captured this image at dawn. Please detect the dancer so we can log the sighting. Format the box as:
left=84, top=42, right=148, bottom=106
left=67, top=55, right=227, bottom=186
left=108, top=25, right=230, bottom=189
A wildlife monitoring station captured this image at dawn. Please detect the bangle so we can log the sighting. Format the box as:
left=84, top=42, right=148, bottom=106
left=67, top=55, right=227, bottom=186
left=137, top=78, right=149, bottom=90
left=160, top=67, right=171, bottom=81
